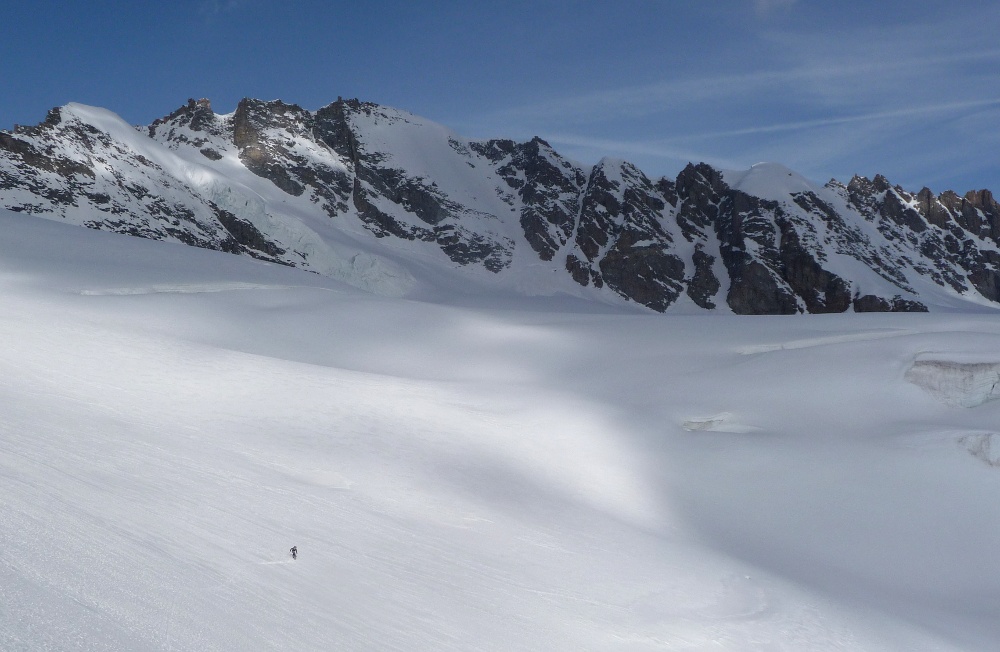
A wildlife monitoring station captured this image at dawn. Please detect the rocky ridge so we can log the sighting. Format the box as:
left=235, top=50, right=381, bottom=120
left=2, top=97, right=999, bottom=313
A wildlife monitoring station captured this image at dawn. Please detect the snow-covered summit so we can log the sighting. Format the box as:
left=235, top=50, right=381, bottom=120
left=723, top=162, right=818, bottom=197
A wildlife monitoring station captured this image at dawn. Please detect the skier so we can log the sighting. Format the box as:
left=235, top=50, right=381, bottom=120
left=290, top=546, right=298, bottom=560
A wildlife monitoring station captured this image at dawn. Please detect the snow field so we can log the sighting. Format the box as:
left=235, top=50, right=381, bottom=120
left=2, top=211, right=1000, bottom=650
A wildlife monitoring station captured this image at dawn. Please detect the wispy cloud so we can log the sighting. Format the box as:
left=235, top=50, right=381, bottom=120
left=472, top=3, right=1000, bottom=190
left=660, top=98, right=1000, bottom=143
left=487, top=46, right=1000, bottom=128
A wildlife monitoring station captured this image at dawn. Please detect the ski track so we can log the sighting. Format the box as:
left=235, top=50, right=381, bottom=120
left=736, top=328, right=916, bottom=354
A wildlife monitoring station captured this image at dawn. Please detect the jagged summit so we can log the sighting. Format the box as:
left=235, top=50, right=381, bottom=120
left=2, top=97, right=999, bottom=313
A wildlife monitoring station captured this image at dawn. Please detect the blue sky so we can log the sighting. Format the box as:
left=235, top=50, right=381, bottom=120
left=3, top=0, right=998, bottom=191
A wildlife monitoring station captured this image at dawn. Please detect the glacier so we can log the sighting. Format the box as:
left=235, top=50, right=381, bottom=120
left=3, top=208, right=1000, bottom=650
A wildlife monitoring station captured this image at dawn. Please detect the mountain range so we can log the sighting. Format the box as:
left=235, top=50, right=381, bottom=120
left=2, top=97, right=998, bottom=314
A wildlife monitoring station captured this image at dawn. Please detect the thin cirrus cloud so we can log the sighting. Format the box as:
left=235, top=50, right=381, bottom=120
left=661, top=98, right=1000, bottom=143
left=490, top=46, right=1000, bottom=128
left=760, top=16, right=1000, bottom=110
left=544, top=97, right=1000, bottom=177
left=477, top=5, right=1000, bottom=191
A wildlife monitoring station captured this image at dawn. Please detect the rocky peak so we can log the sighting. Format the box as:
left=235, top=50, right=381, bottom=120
left=563, top=157, right=686, bottom=311
left=469, top=135, right=584, bottom=262
left=959, top=189, right=1000, bottom=242
left=871, top=174, right=892, bottom=193
left=966, top=188, right=997, bottom=210
left=656, top=177, right=678, bottom=208
left=11, top=107, right=64, bottom=137
left=962, top=190, right=1000, bottom=241
left=147, top=98, right=216, bottom=136
left=914, top=186, right=954, bottom=229
left=147, top=99, right=228, bottom=162
left=232, top=98, right=308, bottom=149
left=227, top=98, right=322, bottom=197
left=673, top=162, right=730, bottom=240
left=676, top=162, right=728, bottom=199
left=846, top=174, right=876, bottom=201
left=845, top=173, right=923, bottom=231
left=313, top=100, right=360, bottom=163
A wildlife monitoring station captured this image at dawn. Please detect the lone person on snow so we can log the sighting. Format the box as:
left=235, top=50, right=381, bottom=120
left=290, top=546, right=298, bottom=560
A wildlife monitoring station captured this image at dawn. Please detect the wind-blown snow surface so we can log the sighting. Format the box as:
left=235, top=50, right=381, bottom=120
left=2, top=210, right=1000, bottom=651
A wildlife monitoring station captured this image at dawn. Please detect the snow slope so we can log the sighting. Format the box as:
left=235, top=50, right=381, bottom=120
left=2, top=209, right=1000, bottom=650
